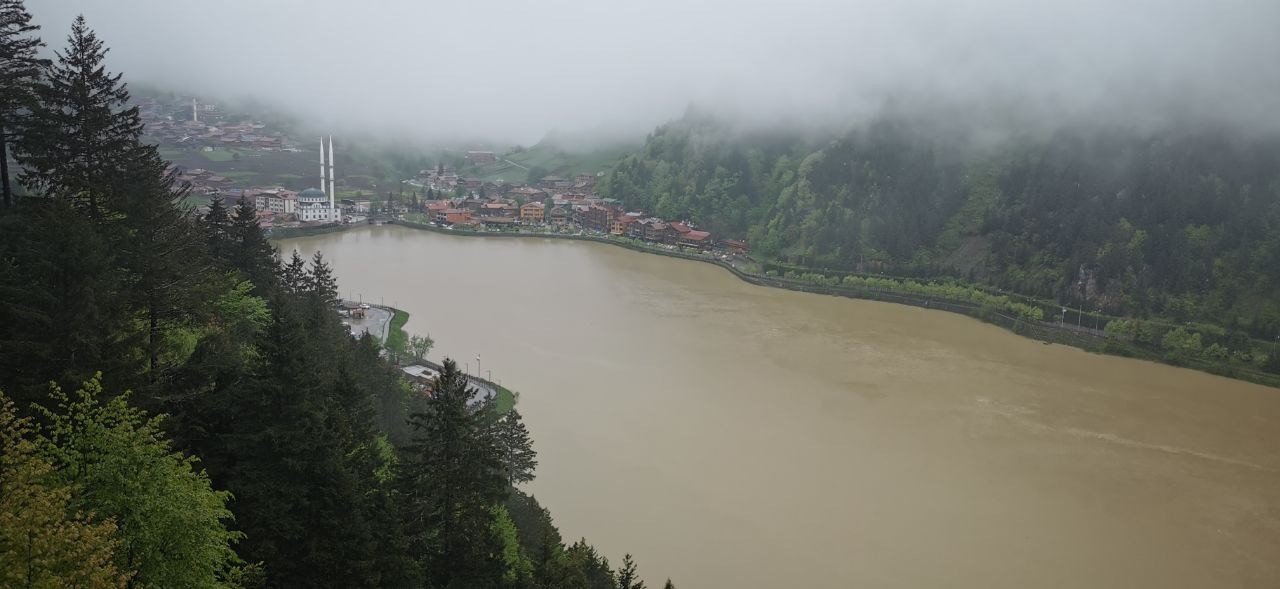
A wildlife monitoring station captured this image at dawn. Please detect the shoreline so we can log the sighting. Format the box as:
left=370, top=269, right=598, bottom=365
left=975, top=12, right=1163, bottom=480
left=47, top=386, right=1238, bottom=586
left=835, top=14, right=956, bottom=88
left=377, top=304, right=517, bottom=413
left=286, top=220, right=1280, bottom=390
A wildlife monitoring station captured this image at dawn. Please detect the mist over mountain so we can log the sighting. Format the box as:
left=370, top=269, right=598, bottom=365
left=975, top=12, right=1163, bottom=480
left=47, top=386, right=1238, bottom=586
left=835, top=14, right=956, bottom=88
left=26, top=0, right=1280, bottom=145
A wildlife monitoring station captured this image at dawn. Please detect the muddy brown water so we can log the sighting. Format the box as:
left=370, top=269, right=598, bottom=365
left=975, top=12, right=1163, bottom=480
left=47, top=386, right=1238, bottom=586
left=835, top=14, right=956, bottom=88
left=284, top=224, right=1280, bottom=588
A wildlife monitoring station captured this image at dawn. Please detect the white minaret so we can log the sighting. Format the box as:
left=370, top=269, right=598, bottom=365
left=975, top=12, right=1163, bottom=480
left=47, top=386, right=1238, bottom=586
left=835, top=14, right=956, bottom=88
left=192, top=98, right=198, bottom=123
left=326, top=136, right=337, bottom=222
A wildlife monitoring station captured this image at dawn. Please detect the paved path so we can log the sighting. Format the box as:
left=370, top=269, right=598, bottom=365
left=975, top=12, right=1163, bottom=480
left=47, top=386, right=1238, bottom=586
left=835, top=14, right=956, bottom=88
left=345, top=306, right=392, bottom=341
left=402, top=362, right=497, bottom=406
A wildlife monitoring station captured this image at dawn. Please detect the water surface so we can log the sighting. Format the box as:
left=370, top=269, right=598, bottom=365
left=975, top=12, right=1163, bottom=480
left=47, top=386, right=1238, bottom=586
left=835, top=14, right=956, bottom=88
left=285, top=225, right=1280, bottom=588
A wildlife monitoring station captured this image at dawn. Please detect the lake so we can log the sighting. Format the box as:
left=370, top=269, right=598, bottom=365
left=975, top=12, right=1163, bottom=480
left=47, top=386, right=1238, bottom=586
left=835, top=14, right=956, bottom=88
left=284, top=224, right=1280, bottom=588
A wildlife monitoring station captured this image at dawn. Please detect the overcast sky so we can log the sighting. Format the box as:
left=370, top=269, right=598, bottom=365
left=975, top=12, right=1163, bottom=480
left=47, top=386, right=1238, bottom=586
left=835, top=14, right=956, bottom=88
left=25, top=0, right=1280, bottom=145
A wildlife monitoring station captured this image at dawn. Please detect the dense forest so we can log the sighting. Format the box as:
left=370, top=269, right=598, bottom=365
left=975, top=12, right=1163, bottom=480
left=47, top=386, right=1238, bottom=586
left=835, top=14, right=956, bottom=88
left=597, top=109, right=1280, bottom=366
left=0, top=5, right=667, bottom=588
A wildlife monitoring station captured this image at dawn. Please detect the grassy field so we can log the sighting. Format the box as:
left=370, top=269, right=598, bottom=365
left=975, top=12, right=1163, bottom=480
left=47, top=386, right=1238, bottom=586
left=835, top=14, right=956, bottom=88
left=201, top=149, right=238, bottom=162
left=386, top=308, right=410, bottom=348
left=493, top=385, right=516, bottom=414
left=461, top=141, right=636, bottom=183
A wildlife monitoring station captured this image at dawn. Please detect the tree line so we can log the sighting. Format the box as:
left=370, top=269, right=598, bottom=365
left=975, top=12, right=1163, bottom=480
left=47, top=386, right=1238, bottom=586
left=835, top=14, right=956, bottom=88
left=0, top=4, right=670, bottom=587
left=596, top=108, right=1280, bottom=373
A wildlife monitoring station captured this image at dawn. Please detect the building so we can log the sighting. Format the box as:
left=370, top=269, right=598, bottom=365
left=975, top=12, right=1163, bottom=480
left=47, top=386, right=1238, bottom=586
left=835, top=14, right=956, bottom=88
left=549, top=206, right=569, bottom=225
left=435, top=208, right=473, bottom=225
left=479, top=202, right=517, bottom=217
left=722, top=239, right=750, bottom=255
left=298, top=187, right=340, bottom=222
left=520, top=202, right=545, bottom=223
left=254, top=188, right=298, bottom=215
left=630, top=218, right=667, bottom=241
left=611, top=214, right=638, bottom=235
left=575, top=204, right=613, bottom=233
left=465, top=151, right=496, bottom=164
left=507, top=186, right=546, bottom=201
left=341, top=199, right=371, bottom=214
left=679, top=230, right=713, bottom=250
left=665, top=221, right=693, bottom=244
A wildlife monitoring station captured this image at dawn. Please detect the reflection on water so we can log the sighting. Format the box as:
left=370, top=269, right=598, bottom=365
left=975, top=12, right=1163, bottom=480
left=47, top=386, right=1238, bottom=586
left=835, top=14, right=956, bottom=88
left=284, top=225, right=1280, bottom=589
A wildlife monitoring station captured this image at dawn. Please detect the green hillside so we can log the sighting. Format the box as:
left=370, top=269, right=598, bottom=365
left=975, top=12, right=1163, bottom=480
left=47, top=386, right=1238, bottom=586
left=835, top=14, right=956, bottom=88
left=459, top=141, right=637, bottom=183
left=597, top=114, right=1280, bottom=376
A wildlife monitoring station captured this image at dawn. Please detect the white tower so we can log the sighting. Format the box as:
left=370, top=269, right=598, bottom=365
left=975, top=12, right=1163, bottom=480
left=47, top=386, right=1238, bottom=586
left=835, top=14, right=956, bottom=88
left=319, top=136, right=326, bottom=200
left=192, top=98, right=198, bottom=123
left=326, top=136, right=337, bottom=222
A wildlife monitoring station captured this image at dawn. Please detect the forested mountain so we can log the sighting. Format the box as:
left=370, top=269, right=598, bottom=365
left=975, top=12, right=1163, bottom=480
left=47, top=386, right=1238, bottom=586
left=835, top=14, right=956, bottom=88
left=598, top=113, right=1280, bottom=341
left=0, top=5, right=660, bottom=587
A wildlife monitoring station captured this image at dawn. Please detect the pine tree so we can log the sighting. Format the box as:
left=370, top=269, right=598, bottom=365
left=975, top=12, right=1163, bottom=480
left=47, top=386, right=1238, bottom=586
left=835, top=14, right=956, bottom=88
left=188, top=295, right=382, bottom=587
left=400, top=358, right=509, bottom=588
left=616, top=554, right=645, bottom=589
left=532, top=528, right=587, bottom=589
left=662, top=580, right=675, bottom=589
left=0, top=199, right=128, bottom=401
left=16, top=16, right=147, bottom=219
left=567, top=539, right=617, bottom=589
left=201, top=195, right=232, bottom=259
left=494, top=407, right=538, bottom=485
left=117, top=151, right=208, bottom=383
left=280, top=249, right=308, bottom=295
left=0, top=0, right=46, bottom=208
left=306, top=250, right=339, bottom=309
left=229, top=196, right=276, bottom=292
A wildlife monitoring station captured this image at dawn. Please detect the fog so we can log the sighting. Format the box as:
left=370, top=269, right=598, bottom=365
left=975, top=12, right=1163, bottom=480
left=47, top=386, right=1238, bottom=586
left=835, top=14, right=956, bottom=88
left=26, top=0, right=1280, bottom=144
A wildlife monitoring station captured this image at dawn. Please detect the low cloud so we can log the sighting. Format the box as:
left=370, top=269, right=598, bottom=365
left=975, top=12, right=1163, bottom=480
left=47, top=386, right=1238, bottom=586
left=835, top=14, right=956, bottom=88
left=26, top=0, right=1280, bottom=144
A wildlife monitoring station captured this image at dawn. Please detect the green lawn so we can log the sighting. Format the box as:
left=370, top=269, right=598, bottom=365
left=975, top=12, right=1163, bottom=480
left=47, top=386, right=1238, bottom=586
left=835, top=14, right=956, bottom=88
left=460, top=141, right=636, bottom=183
left=385, top=308, right=409, bottom=347
left=200, top=149, right=238, bottom=162
left=492, top=385, right=516, bottom=415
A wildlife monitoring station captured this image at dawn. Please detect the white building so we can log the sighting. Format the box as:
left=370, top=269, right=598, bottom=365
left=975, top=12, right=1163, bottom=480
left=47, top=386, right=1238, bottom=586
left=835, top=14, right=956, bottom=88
left=298, top=187, right=340, bottom=222
left=253, top=188, right=298, bottom=216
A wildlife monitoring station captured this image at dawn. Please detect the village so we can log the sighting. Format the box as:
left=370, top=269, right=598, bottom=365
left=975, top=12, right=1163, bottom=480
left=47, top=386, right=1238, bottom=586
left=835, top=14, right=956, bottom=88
left=215, top=164, right=751, bottom=257
left=139, top=96, right=288, bottom=151
left=408, top=164, right=750, bottom=256
left=136, top=94, right=750, bottom=256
